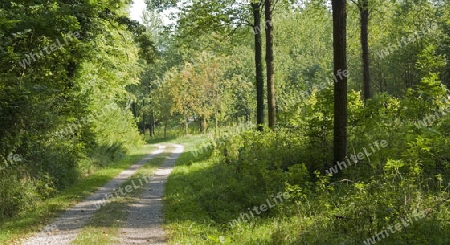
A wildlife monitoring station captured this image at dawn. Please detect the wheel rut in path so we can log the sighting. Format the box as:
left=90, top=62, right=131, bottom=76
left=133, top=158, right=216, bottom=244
left=117, top=143, right=184, bottom=245
left=21, top=144, right=169, bottom=245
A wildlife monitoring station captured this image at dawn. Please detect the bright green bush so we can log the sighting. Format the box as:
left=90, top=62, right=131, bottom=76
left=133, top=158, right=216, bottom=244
left=165, top=81, right=450, bottom=244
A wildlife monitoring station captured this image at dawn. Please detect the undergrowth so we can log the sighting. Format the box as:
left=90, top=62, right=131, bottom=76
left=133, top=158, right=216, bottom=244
left=165, top=79, right=450, bottom=244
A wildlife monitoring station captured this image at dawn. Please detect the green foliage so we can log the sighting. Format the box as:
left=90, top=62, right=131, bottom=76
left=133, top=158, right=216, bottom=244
left=164, top=78, right=450, bottom=244
left=1, top=0, right=450, bottom=243
left=0, top=0, right=146, bottom=219
left=160, top=1, right=450, bottom=241
left=0, top=174, right=38, bottom=218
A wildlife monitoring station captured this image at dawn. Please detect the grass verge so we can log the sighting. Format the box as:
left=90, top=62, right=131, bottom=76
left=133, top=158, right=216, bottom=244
left=163, top=132, right=450, bottom=245
left=162, top=135, right=228, bottom=245
left=0, top=144, right=158, bottom=244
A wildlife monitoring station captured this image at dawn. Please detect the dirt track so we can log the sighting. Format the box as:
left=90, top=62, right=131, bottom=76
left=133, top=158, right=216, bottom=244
left=21, top=143, right=184, bottom=245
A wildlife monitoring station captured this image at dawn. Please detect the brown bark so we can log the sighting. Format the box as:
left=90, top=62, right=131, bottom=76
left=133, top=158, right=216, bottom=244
left=265, top=0, right=275, bottom=129
left=215, top=113, right=218, bottom=135
left=360, top=0, right=371, bottom=102
left=203, top=117, right=207, bottom=134
left=199, top=117, right=203, bottom=133
left=149, top=110, right=154, bottom=137
left=252, top=2, right=264, bottom=131
left=151, top=110, right=155, bottom=135
left=332, top=0, right=348, bottom=164
left=185, top=116, right=189, bottom=135
left=142, top=99, right=146, bottom=135
left=164, top=122, right=167, bottom=138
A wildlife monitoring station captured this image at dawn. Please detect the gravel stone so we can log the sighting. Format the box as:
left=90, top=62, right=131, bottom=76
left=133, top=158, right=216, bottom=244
left=21, top=144, right=177, bottom=245
left=118, top=144, right=184, bottom=245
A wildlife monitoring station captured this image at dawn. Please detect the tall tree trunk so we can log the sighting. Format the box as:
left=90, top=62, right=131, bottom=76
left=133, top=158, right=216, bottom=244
left=185, top=116, right=189, bottom=135
left=215, top=113, right=218, bottom=135
left=142, top=100, right=146, bottom=135
left=203, top=117, right=208, bottom=134
left=132, top=102, right=137, bottom=118
left=149, top=109, right=154, bottom=137
left=332, top=0, right=348, bottom=164
left=199, top=117, right=203, bottom=133
left=252, top=2, right=264, bottom=131
left=265, top=0, right=275, bottom=129
left=151, top=110, right=155, bottom=135
left=360, top=0, right=370, bottom=102
left=164, top=121, right=167, bottom=138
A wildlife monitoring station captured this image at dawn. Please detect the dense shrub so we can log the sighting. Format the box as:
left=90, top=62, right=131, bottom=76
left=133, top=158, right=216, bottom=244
left=166, top=79, right=450, bottom=244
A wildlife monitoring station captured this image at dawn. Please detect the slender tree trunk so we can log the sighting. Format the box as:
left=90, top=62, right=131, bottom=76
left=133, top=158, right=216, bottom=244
left=360, top=0, right=370, bottom=102
left=149, top=109, right=154, bottom=137
left=142, top=99, right=146, bottom=135
left=332, top=0, right=348, bottom=164
left=185, top=116, right=189, bottom=135
left=203, top=117, right=207, bottom=134
left=215, top=113, right=218, bottom=135
left=252, top=2, right=264, bottom=131
left=265, top=0, right=275, bottom=129
left=164, top=121, right=167, bottom=138
left=132, top=102, right=137, bottom=118
left=151, top=110, right=155, bottom=135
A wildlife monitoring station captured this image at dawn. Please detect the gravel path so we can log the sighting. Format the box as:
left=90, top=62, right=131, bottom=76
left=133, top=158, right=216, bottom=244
left=117, top=144, right=184, bottom=245
left=21, top=144, right=174, bottom=245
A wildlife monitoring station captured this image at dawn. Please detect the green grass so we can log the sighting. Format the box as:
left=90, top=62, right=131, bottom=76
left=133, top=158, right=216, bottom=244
left=163, top=135, right=231, bottom=245
left=162, top=133, right=450, bottom=245
left=0, top=144, right=158, bottom=244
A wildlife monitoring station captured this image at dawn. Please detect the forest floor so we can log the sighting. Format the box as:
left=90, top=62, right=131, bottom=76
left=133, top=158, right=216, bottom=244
left=19, top=143, right=184, bottom=245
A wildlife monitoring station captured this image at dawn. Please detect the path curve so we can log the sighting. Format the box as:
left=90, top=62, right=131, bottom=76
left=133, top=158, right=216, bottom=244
left=117, top=143, right=184, bottom=244
left=21, top=144, right=174, bottom=245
